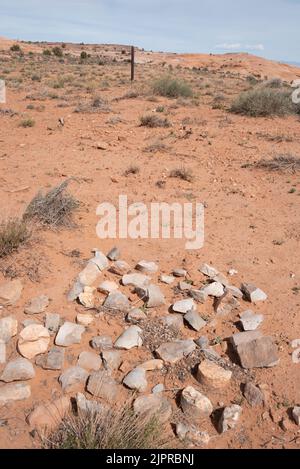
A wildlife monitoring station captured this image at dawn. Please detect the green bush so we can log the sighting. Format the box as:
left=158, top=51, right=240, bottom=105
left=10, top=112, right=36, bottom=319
left=10, top=44, right=21, bottom=52
left=52, top=47, right=63, bottom=57
left=80, top=51, right=88, bottom=60
left=230, top=87, right=294, bottom=117
left=43, top=49, right=52, bottom=56
left=152, top=76, right=193, bottom=98
left=140, top=114, right=171, bottom=128
left=0, top=218, right=31, bottom=258
left=19, top=118, right=35, bottom=128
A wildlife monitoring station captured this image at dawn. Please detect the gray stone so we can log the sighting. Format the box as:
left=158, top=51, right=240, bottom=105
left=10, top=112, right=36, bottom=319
left=78, top=262, right=101, bottom=286
left=89, top=251, right=109, bottom=271
left=0, top=279, right=23, bottom=306
left=103, top=291, right=130, bottom=312
left=292, top=349, right=300, bottom=364
left=241, top=283, right=267, bottom=303
left=59, top=366, right=89, bottom=393
left=109, top=260, right=130, bottom=275
left=24, top=295, right=49, bottom=315
left=123, top=367, right=147, bottom=392
left=122, top=273, right=150, bottom=288
left=0, top=358, right=35, bottom=382
left=196, top=359, right=232, bottom=389
left=87, top=370, right=119, bottom=402
left=243, top=382, right=264, bottom=407
left=156, top=340, right=196, bottom=364
left=172, top=269, right=187, bottom=278
left=0, top=316, right=18, bottom=343
left=139, top=359, right=164, bottom=371
left=55, top=322, right=85, bottom=347
left=107, top=247, right=120, bottom=261
left=136, top=260, right=158, bottom=274
left=292, top=406, right=300, bottom=425
left=184, top=310, right=207, bottom=332
left=218, top=405, right=242, bottom=433
left=133, top=394, right=172, bottom=423
left=76, top=392, right=106, bottom=414
left=22, top=319, right=39, bottom=327
left=38, top=347, right=65, bottom=370
left=0, top=341, right=5, bottom=364
left=136, top=284, right=165, bottom=308
left=126, top=308, right=147, bottom=324
left=98, top=281, right=119, bottom=294
left=236, top=336, right=279, bottom=369
left=91, top=335, right=112, bottom=351
left=181, top=386, right=213, bottom=418
left=214, top=293, right=240, bottom=316
left=77, top=351, right=102, bottom=371
left=231, top=330, right=263, bottom=348
left=178, top=281, right=192, bottom=292
left=114, top=326, right=143, bottom=350
left=201, top=282, right=224, bottom=298
left=189, top=289, right=208, bottom=303
left=67, top=280, right=84, bottom=302
left=161, top=314, right=184, bottom=330
left=160, top=275, right=175, bottom=285
left=240, top=310, right=264, bottom=331
left=199, top=264, right=219, bottom=278
left=152, top=383, right=165, bottom=394
left=102, top=350, right=122, bottom=370
left=212, top=273, right=229, bottom=287
left=176, top=422, right=210, bottom=446
left=226, top=285, right=243, bottom=299
left=0, top=382, right=31, bottom=406
left=172, top=298, right=195, bottom=314
left=45, top=312, right=61, bottom=334
left=195, top=336, right=209, bottom=349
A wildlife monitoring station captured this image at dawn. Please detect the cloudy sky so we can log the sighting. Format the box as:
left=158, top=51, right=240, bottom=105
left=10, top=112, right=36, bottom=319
left=0, top=0, right=299, bottom=62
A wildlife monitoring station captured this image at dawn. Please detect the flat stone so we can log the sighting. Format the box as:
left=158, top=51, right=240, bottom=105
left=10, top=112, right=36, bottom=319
left=196, top=360, right=232, bottom=389
left=91, top=335, right=112, bottom=351
left=55, top=322, right=85, bottom=347
left=114, top=325, right=143, bottom=350
left=126, top=308, right=147, bottom=324
left=181, top=386, right=213, bottom=419
left=76, top=312, right=94, bottom=326
left=45, top=313, right=61, bottom=334
left=173, top=298, right=195, bottom=314
left=214, top=293, right=240, bottom=316
left=199, top=264, right=219, bottom=278
left=218, top=405, right=242, bottom=433
left=103, top=291, right=130, bottom=312
left=161, top=314, right=184, bottom=330
left=122, top=273, right=150, bottom=288
left=0, top=382, right=31, bottom=406
left=24, top=295, right=49, bottom=315
left=292, top=349, right=300, bottom=364
left=292, top=407, right=300, bottom=425
left=0, top=341, right=5, bottom=364
left=152, top=383, right=165, bottom=394
left=0, top=357, right=35, bottom=382
left=156, top=340, right=196, bottom=364
left=201, top=282, right=224, bottom=298
left=243, top=382, right=264, bottom=407
left=27, top=396, right=70, bottom=432
left=98, top=280, right=119, bottom=294
left=189, top=289, right=208, bottom=303
left=59, top=366, right=89, bottom=393
left=22, top=319, right=39, bottom=327
left=78, top=287, right=95, bottom=308
left=78, top=262, right=101, bottom=286
left=184, top=310, right=207, bottom=331
left=236, top=336, right=279, bottom=369
left=123, top=367, right=148, bottom=392
left=178, top=281, right=192, bottom=291
left=0, top=279, right=23, bottom=306
left=102, top=350, right=122, bottom=370
left=18, top=324, right=50, bottom=359
left=87, top=370, right=119, bottom=402
left=77, top=351, right=102, bottom=371
left=136, top=260, right=158, bottom=274
left=160, top=275, right=175, bottom=285
left=226, top=285, right=243, bottom=299
left=241, top=283, right=267, bottom=303
left=136, top=284, right=165, bottom=308
left=139, top=359, right=164, bottom=371
left=0, top=316, right=18, bottom=343
left=107, top=247, right=120, bottom=261
left=109, top=260, right=130, bottom=275
left=89, top=251, right=109, bottom=271
left=172, top=269, right=187, bottom=278
left=176, top=422, right=210, bottom=446
left=240, top=310, right=264, bottom=331
left=291, top=339, right=300, bottom=349
left=212, top=273, right=229, bottom=287
left=76, top=392, right=105, bottom=414
left=38, top=347, right=64, bottom=370
left=231, top=330, right=263, bottom=348
left=195, top=336, right=210, bottom=349
left=67, top=280, right=84, bottom=302
left=133, top=394, right=172, bottom=423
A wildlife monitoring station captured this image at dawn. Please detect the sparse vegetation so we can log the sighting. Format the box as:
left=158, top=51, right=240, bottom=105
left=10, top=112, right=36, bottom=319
left=80, top=51, right=88, bottom=60
left=0, top=218, right=31, bottom=258
left=43, top=49, right=52, bottom=56
left=10, top=44, right=21, bottom=52
left=152, top=76, right=193, bottom=98
left=140, top=114, right=171, bottom=128
left=169, top=167, right=193, bottom=182
left=144, top=139, right=168, bottom=153
left=124, top=165, right=140, bottom=176
left=23, top=180, right=79, bottom=228
left=254, top=154, right=300, bottom=173
left=230, top=87, right=293, bottom=117
left=19, top=118, right=35, bottom=128
left=52, top=47, right=63, bottom=58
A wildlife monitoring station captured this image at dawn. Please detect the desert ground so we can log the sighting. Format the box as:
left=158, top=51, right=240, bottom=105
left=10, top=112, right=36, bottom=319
left=0, top=37, right=299, bottom=449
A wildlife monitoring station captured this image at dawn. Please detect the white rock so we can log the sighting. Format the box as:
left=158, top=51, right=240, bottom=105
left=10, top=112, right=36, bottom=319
left=106, top=247, right=120, bottom=261
left=228, top=269, right=238, bottom=276
left=45, top=313, right=61, bottom=334
left=176, top=422, right=210, bottom=446
left=24, top=295, right=49, bottom=315
left=78, top=287, right=95, bottom=308
left=219, top=405, right=242, bottom=433
left=0, top=340, right=5, bottom=364
left=172, top=269, right=187, bottom=278
left=152, top=383, right=165, bottom=394
left=292, top=348, right=300, bottom=364
left=76, top=312, right=94, bottom=326
left=98, top=280, right=119, bottom=294
left=78, top=262, right=101, bottom=286
left=199, top=264, right=219, bottom=278
left=77, top=351, right=102, bottom=371
left=240, top=310, right=264, bottom=331
left=123, top=367, right=147, bottom=392
left=59, top=366, right=89, bottom=392
left=102, top=350, right=122, bottom=370
left=18, top=324, right=50, bottom=359
left=291, top=339, right=300, bottom=349
left=181, top=386, right=213, bottom=418
left=292, top=406, right=300, bottom=425
left=160, top=275, right=175, bottom=285
left=173, top=298, right=195, bottom=314
left=201, top=282, right=224, bottom=298
left=122, top=273, right=150, bottom=288
left=89, top=251, right=109, bottom=271
left=136, top=260, right=158, bottom=274
left=103, top=291, right=130, bottom=312
left=76, top=392, right=105, bottom=414
left=126, top=308, right=147, bottom=323
left=114, top=326, right=143, bottom=350
left=109, top=260, right=130, bottom=275
left=156, top=340, right=196, bottom=364
left=0, top=382, right=31, bottom=406
left=184, top=310, right=207, bottom=331
left=55, top=322, right=85, bottom=347
left=133, top=394, right=172, bottom=423
left=0, top=279, right=23, bottom=306
left=0, top=316, right=18, bottom=343
left=0, top=357, right=35, bottom=382
left=87, top=370, right=119, bottom=402
left=241, top=283, right=267, bottom=303
left=91, top=335, right=112, bottom=351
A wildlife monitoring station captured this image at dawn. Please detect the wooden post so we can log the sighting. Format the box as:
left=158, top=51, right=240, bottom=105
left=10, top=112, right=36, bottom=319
left=131, top=46, right=135, bottom=81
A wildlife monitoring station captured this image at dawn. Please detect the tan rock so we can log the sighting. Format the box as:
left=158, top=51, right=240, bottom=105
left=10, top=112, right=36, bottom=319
left=181, top=386, right=213, bottom=419
left=27, top=396, right=70, bottom=431
left=0, top=316, right=18, bottom=343
left=0, top=382, right=31, bottom=406
left=196, top=359, right=232, bottom=389
left=139, top=359, right=164, bottom=371
left=18, top=324, right=50, bottom=359
left=0, top=279, right=23, bottom=306
left=76, top=312, right=94, bottom=326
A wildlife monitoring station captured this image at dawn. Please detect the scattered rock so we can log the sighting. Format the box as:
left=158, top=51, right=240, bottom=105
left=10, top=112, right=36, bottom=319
left=76, top=392, right=104, bottom=414
left=76, top=312, right=94, bottom=326
left=161, top=314, right=183, bottom=330
left=152, top=383, right=165, bottom=393
left=291, top=339, right=300, bottom=349
left=189, top=289, right=208, bottom=303
left=228, top=269, right=238, bottom=276
left=231, top=330, right=262, bottom=348
left=181, top=386, right=213, bottom=419
left=79, top=287, right=95, bottom=308
left=172, top=269, right=187, bottom=278
left=184, top=310, right=207, bottom=331
left=18, top=324, right=50, bottom=359
left=176, top=422, right=210, bottom=446
left=0, top=316, right=18, bottom=343
left=156, top=340, right=196, bottom=364
left=109, top=260, right=130, bottom=275
left=178, top=281, right=192, bottom=292
left=102, top=349, right=122, bottom=370
left=126, top=308, right=147, bottom=323
left=133, top=394, right=172, bottom=423
left=91, top=335, right=112, bottom=351
left=123, top=367, right=147, bottom=392
left=201, top=282, right=224, bottom=298
left=59, top=366, right=89, bottom=392
left=136, top=260, right=158, bottom=274
left=0, top=382, right=31, bottom=405
left=98, top=280, right=119, bottom=294
left=122, top=273, right=150, bottom=288
left=160, top=275, right=175, bottom=285
left=243, top=382, right=264, bottom=407
left=292, top=349, right=300, bottom=364
left=212, top=272, right=229, bottom=287
left=107, top=247, right=120, bottom=261
left=0, top=279, right=23, bottom=306
left=236, top=336, right=279, bottom=369
left=37, top=346, right=65, bottom=370
left=226, top=285, right=243, bottom=299
left=240, top=310, right=264, bottom=331
left=172, top=298, right=195, bottom=314
left=55, top=322, right=85, bottom=347
left=136, top=284, right=165, bottom=308
left=89, top=251, right=109, bottom=271
left=78, top=262, right=101, bottom=286
left=196, top=359, right=232, bottom=389
left=218, top=405, right=242, bottom=433
left=87, top=370, right=119, bottom=402
left=45, top=312, right=61, bottom=335
left=67, top=280, right=84, bottom=302
left=0, top=341, right=5, bottom=364
left=195, top=336, right=209, bottom=349
left=103, top=291, right=130, bottom=312
left=114, top=325, right=143, bottom=349
left=96, top=141, right=108, bottom=150
left=139, top=359, right=164, bottom=371
left=199, top=264, right=219, bottom=278
left=27, top=396, right=70, bottom=431
left=241, top=283, right=267, bottom=303
left=292, top=407, right=300, bottom=425
left=0, top=357, right=35, bottom=382
left=24, top=295, right=49, bottom=315
left=77, top=351, right=102, bottom=371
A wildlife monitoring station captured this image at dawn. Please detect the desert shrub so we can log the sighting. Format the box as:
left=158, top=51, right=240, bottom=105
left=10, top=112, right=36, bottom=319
left=52, top=47, right=63, bottom=58
left=230, top=87, right=293, bottom=117
left=144, top=139, right=168, bottom=153
left=43, top=49, right=52, bottom=56
left=254, top=154, right=300, bottom=173
left=10, top=44, right=21, bottom=52
left=140, top=114, right=170, bottom=128
left=152, top=76, right=193, bottom=98
left=262, top=78, right=283, bottom=88
left=0, top=218, right=31, bottom=258
left=19, top=118, right=35, bottom=128
left=42, top=405, right=169, bottom=449
left=23, top=180, right=79, bottom=228
left=80, top=51, right=88, bottom=60
left=124, top=164, right=140, bottom=176
left=169, top=167, right=193, bottom=182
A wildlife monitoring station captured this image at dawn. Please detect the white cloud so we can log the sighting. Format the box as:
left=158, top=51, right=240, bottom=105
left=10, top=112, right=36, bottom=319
left=215, top=42, right=241, bottom=50
left=215, top=42, right=264, bottom=51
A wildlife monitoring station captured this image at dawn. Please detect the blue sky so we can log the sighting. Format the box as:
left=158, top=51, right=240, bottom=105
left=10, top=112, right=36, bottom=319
left=0, top=0, right=299, bottom=62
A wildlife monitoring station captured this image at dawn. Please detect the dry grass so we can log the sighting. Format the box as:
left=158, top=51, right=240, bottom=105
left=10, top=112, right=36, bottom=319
left=140, top=114, right=171, bottom=128
left=254, top=154, right=300, bottom=173
left=144, top=139, right=168, bottom=153
left=124, top=164, right=140, bottom=176
left=0, top=218, right=31, bottom=258
left=42, top=403, right=169, bottom=449
left=19, top=118, right=35, bottom=128
left=152, top=76, right=193, bottom=98
left=230, top=87, right=294, bottom=117
left=23, top=179, right=79, bottom=228
left=169, top=167, right=194, bottom=182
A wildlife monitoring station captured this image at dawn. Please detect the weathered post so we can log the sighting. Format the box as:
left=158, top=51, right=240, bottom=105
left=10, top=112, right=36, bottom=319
left=131, top=46, right=135, bottom=81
